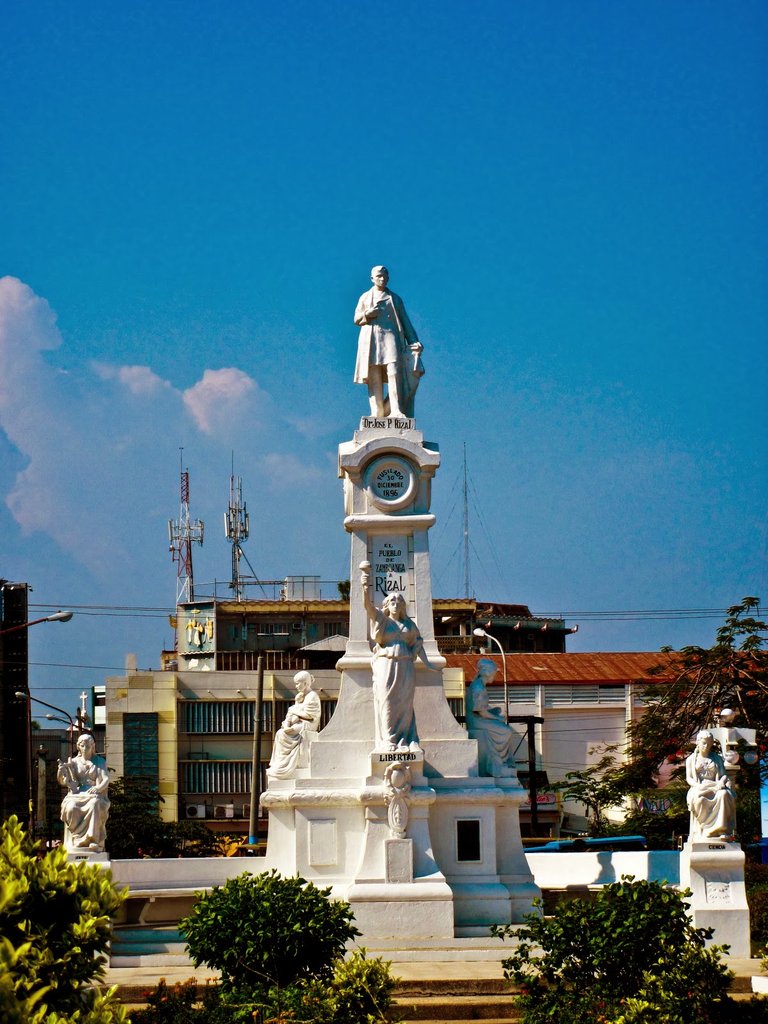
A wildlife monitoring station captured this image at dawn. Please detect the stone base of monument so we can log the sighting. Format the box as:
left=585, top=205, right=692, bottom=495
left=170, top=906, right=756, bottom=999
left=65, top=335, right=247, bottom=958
left=261, top=742, right=541, bottom=939
left=342, top=880, right=456, bottom=939
left=66, top=850, right=110, bottom=864
left=680, top=839, right=751, bottom=957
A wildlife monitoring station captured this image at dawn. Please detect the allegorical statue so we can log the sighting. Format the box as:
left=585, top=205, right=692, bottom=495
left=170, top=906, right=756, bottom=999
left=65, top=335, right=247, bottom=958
left=361, top=562, right=432, bottom=751
left=466, top=658, right=519, bottom=778
left=267, top=671, right=322, bottom=779
left=354, top=265, right=424, bottom=419
left=57, top=733, right=110, bottom=853
left=685, top=729, right=737, bottom=839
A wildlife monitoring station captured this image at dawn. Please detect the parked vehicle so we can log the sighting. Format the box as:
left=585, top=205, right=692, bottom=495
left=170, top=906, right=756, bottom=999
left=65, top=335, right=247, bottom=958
left=526, top=835, right=647, bottom=853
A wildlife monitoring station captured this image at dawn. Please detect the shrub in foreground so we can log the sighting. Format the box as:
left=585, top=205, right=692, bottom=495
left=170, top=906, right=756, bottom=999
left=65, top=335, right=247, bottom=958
left=492, top=875, right=733, bottom=1024
left=0, top=815, right=128, bottom=1024
left=180, top=870, right=360, bottom=992
left=132, top=950, right=395, bottom=1023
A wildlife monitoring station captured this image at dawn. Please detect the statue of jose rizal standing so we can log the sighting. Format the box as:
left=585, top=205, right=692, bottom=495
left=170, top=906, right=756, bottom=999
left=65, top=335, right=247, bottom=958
left=354, top=266, right=424, bottom=419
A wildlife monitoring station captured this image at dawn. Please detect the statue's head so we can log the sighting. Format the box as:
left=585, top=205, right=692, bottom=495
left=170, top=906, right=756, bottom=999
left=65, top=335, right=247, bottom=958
left=77, top=734, right=95, bottom=757
left=696, top=730, right=714, bottom=752
left=476, top=658, right=498, bottom=683
left=371, top=266, right=389, bottom=288
left=383, top=593, right=407, bottom=619
left=294, top=670, right=315, bottom=695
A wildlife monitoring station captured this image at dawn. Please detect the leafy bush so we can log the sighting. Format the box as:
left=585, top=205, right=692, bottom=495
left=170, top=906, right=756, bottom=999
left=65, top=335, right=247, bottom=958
left=0, top=815, right=128, bottom=1024
left=132, top=951, right=395, bottom=1023
left=492, top=875, right=733, bottom=1024
left=180, top=870, right=360, bottom=993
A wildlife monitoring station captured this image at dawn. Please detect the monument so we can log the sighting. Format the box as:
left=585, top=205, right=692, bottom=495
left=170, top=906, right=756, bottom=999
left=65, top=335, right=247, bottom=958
left=680, top=724, right=752, bottom=957
left=57, top=733, right=110, bottom=857
left=261, top=267, right=539, bottom=938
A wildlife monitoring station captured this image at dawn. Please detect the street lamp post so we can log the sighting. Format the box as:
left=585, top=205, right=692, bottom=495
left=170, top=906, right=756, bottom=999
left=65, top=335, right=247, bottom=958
left=0, top=611, right=74, bottom=636
left=473, top=627, right=508, bottom=722
left=15, top=694, right=82, bottom=754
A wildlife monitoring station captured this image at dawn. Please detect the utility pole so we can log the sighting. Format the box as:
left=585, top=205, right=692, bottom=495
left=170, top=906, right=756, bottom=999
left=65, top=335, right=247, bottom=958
left=509, top=715, right=544, bottom=835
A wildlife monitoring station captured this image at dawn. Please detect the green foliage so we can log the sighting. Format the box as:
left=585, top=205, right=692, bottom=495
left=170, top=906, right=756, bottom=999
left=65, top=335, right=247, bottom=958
left=628, top=598, right=768, bottom=790
left=492, top=876, right=733, bottom=1024
left=316, top=948, right=396, bottom=1024
left=180, top=869, right=361, bottom=993
left=552, top=750, right=636, bottom=835
left=131, top=951, right=395, bottom=1023
left=747, top=863, right=768, bottom=948
left=106, top=778, right=220, bottom=858
left=0, top=815, right=128, bottom=1024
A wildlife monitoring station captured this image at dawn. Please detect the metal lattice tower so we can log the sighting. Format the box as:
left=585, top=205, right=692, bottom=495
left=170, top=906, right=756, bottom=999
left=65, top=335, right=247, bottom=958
left=225, top=465, right=250, bottom=601
left=168, top=455, right=204, bottom=605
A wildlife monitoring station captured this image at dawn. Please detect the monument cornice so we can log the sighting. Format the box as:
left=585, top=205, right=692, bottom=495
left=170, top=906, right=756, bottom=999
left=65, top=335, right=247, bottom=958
left=344, top=513, right=436, bottom=532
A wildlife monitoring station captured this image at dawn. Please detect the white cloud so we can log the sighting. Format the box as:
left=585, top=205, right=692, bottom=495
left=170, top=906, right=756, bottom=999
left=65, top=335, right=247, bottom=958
left=183, top=367, right=265, bottom=436
left=92, top=362, right=173, bottom=396
left=0, top=279, right=327, bottom=583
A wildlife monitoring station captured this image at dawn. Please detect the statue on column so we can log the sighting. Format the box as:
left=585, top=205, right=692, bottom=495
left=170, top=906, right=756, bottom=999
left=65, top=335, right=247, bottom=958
left=685, top=729, right=737, bottom=839
left=267, top=671, right=322, bottom=779
left=354, top=266, right=424, bottom=418
left=361, top=563, right=432, bottom=751
left=466, top=659, right=519, bottom=778
left=57, top=734, right=110, bottom=853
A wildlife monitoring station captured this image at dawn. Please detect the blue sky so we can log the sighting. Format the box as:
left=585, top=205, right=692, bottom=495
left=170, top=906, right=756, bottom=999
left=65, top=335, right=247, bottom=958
left=1, top=1, right=766, bottom=715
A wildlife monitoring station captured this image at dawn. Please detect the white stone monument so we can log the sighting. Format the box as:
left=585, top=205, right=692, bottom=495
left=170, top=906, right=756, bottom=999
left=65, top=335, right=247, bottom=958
left=679, top=725, right=753, bottom=957
left=57, top=733, right=110, bottom=859
left=260, top=269, right=539, bottom=938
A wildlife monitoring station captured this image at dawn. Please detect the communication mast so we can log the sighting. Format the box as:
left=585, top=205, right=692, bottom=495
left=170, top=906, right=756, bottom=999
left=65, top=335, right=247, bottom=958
left=225, top=461, right=250, bottom=601
left=168, top=452, right=204, bottom=605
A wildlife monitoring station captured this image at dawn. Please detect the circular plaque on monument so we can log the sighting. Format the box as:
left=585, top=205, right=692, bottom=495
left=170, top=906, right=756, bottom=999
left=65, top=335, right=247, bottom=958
left=364, top=456, right=417, bottom=511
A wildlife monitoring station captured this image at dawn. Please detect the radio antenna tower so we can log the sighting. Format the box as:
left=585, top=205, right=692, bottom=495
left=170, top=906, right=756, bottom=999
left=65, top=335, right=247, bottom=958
left=225, top=457, right=250, bottom=601
left=168, top=450, right=204, bottom=605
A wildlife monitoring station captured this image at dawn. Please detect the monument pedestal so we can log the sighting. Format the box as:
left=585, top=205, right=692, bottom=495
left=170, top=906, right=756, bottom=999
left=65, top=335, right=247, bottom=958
left=261, top=417, right=540, bottom=937
left=680, top=839, right=751, bottom=956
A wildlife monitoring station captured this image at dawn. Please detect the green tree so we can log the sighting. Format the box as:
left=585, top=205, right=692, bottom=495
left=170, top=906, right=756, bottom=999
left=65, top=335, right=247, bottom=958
left=492, top=876, right=733, bottom=1024
left=106, top=777, right=219, bottom=858
left=0, top=815, right=128, bottom=1024
left=180, top=870, right=361, bottom=994
left=552, top=750, right=632, bottom=835
left=628, top=598, right=767, bottom=789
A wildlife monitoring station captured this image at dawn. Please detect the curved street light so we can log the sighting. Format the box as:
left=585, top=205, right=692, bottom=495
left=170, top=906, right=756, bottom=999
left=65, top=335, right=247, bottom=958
left=0, top=610, right=74, bottom=636
left=14, top=693, right=87, bottom=754
left=473, top=627, right=508, bottom=722
left=0, top=609, right=75, bottom=827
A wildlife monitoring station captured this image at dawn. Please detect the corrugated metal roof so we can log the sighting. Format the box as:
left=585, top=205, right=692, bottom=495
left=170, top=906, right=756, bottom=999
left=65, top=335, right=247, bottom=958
left=445, top=651, right=677, bottom=684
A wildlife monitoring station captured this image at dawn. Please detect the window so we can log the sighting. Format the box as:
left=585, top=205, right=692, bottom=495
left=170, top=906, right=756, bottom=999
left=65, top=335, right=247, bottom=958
left=181, top=760, right=252, bottom=794
left=323, top=622, right=345, bottom=638
left=181, top=701, right=272, bottom=734
left=456, top=818, right=481, bottom=862
left=508, top=686, right=536, bottom=704
left=124, top=713, right=159, bottom=787
left=544, top=685, right=625, bottom=707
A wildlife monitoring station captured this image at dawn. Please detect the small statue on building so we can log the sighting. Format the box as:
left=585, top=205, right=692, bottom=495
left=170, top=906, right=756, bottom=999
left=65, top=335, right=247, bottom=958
left=354, top=266, right=424, bottom=419
left=57, top=733, right=110, bottom=853
left=361, top=563, right=433, bottom=751
left=267, top=671, right=322, bottom=780
left=685, top=729, right=737, bottom=840
left=466, top=658, right=519, bottom=778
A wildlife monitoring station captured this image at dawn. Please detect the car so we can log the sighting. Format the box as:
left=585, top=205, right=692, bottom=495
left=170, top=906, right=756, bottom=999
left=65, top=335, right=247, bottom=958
left=525, top=835, right=647, bottom=853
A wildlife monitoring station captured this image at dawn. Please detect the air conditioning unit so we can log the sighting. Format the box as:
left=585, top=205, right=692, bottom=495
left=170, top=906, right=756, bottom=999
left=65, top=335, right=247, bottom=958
left=214, top=804, right=235, bottom=819
left=186, top=804, right=206, bottom=819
